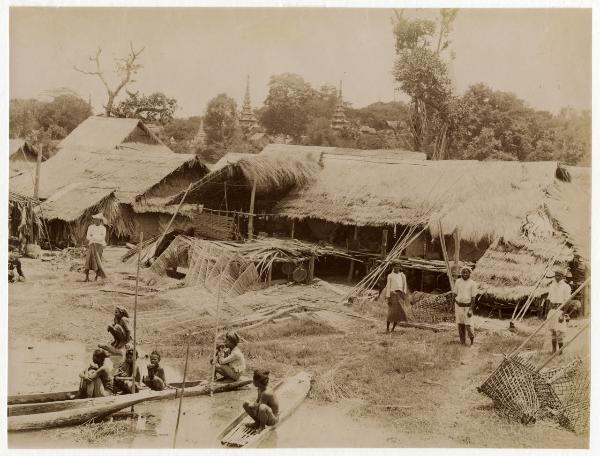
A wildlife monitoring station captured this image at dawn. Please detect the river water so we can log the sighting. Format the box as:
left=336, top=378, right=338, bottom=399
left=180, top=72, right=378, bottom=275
left=8, top=339, right=399, bottom=449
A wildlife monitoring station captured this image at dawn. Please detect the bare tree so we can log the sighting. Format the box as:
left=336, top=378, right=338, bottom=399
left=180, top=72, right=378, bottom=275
left=74, top=42, right=145, bottom=116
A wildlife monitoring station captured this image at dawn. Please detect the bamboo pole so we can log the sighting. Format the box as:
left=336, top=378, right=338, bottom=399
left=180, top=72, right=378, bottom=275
left=247, top=180, right=257, bottom=240
left=172, top=334, right=191, bottom=448
left=535, top=323, right=589, bottom=372
left=507, top=278, right=589, bottom=358
left=290, top=220, right=295, bottom=239
left=515, top=243, right=566, bottom=322
left=131, top=232, right=143, bottom=407
left=209, top=276, right=224, bottom=396
left=438, top=221, right=454, bottom=290
left=152, top=183, right=193, bottom=259
left=453, top=228, right=460, bottom=276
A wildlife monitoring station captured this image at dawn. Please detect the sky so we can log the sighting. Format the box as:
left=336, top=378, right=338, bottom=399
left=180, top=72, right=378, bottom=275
left=9, top=7, right=592, bottom=117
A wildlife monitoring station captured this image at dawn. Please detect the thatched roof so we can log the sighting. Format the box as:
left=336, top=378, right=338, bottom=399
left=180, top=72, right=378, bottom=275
left=275, top=159, right=566, bottom=244
left=9, top=139, right=47, bottom=177
left=58, top=116, right=165, bottom=150
left=9, top=144, right=200, bottom=205
left=39, top=185, right=115, bottom=222
left=169, top=152, right=321, bottom=205
left=471, top=212, right=574, bottom=301
left=546, top=166, right=591, bottom=267
left=260, top=144, right=427, bottom=163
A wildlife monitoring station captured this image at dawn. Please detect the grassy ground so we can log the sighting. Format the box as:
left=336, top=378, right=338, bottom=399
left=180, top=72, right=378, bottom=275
left=7, top=248, right=589, bottom=448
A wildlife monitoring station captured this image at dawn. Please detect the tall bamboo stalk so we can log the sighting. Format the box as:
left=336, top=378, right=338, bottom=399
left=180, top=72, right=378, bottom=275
left=210, top=275, right=224, bottom=396
left=131, top=231, right=143, bottom=408
left=172, top=334, right=191, bottom=448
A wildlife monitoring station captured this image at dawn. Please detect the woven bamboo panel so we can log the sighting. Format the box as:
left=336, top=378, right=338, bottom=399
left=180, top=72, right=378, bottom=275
left=193, top=212, right=235, bottom=240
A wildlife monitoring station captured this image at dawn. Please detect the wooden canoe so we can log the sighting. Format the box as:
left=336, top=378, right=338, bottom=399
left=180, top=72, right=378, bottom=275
left=7, top=379, right=205, bottom=408
left=217, top=371, right=312, bottom=448
left=7, top=380, right=208, bottom=417
left=8, top=378, right=252, bottom=432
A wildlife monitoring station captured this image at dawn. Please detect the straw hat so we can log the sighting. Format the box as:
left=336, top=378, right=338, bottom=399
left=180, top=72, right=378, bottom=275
left=91, top=212, right=107, bottom=223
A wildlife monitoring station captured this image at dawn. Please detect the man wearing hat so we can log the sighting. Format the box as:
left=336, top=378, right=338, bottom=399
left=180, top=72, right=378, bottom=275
left=84, top=213, right=107, bottom=282
left=544, top=268, right=572, bottom=354
left=453, top=266, right=478, bottom=346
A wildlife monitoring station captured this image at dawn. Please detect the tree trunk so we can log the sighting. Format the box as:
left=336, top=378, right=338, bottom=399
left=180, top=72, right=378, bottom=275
left=105, top=93, right=115, bottom=117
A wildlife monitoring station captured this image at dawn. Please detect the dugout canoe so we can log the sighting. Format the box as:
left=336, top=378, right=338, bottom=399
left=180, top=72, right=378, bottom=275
left=8, top=378, right=252, bottom=432
left=217, top=371, right=312, bottom=448
left=7, top=379, right=205, bottom=407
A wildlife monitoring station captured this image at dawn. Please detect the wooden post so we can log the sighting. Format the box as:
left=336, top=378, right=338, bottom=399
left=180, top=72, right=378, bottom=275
left=267, top=264, right=273, bottom=288
left=347, top=226, right=358, bottom=283
left=33, top=144, right=43, bottom=201
left=583, top=266, right=589, bottom=317
left=210, top=276, right=224, bottom=396
left=381, top=229, right=388, bottom=258
left=306, top=255, right=315, bottom=284
left=131, top=232, right=143, bottom=407
left=247, top=180, right=257, bottom=240
left=453, top=228, right=461, bottom=278
left=31, top=144, right=43, bottom=244
left=290, top=220, right=295, bottom=239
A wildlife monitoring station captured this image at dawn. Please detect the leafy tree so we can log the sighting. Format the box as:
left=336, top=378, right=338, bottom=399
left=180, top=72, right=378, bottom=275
left=204, top=94, right=238, bottom=144
left=392, top=9, right=458, bottom=157
left=110, top=91, right=178, bottom=125
left=38, top=94, right=93, bottom=135
left=162, top=117, right=201, bottom=142
left=74, top=43, right=144, bottom=116
left=9, top=94, right=92, bottom=141
left=261, top=73, right=318, bottom=139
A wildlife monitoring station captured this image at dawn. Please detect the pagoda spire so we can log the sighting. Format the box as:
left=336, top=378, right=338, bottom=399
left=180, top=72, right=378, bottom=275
left=240, top=74, right=257, bottom=131
left=331, top=79, right=349, bottom=131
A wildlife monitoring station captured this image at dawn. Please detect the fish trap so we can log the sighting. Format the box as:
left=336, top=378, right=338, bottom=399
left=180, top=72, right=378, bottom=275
left=542, top=358, right=590, bottom=434
left=478, top=354, right=544, bottom=424
left=410, top=292, right=455, bottom=324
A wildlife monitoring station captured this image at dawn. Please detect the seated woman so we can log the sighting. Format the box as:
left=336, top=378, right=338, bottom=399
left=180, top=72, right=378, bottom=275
left=143, top=350, right=167, bottom=391
left=243, top=369, right=279, bottom=431
left=106, top=306, right=132, bottom=351
left=78, top=349, right=113, bottom=398
left=112, top=347, right=142, bottom=394
left=214, top=332, right=246, bottom=382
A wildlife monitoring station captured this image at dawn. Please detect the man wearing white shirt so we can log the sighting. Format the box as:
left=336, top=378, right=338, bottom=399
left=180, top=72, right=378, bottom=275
left=453, top=267, right=478, bottom=346
left=385, top=261, right=409, bottom=332
left=84, top=213, right=108, bottom=282
left=545, top=270, right=571, bottom=353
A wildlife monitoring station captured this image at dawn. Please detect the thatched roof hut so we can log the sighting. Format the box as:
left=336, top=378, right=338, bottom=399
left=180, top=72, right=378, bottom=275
left=58, top=116, right=165, bottom=150
left=9, top=117, right=207, bottom=244
left=9, top=139, right=47, bottom=177
left=275, top=158, right=565, bottom=244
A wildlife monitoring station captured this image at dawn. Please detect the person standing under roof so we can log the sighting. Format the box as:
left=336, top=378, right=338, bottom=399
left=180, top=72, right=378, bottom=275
left=453, top=266, right=478, bottom=346
left=545, top=269, right=572, bottom=354
left=84, top=213, right=108, bottom=282
left=385, top=261, right=409, bottom=333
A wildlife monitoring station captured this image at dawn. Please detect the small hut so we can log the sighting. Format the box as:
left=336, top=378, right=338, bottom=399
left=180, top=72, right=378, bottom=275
left=9, top=116, right=208, bottom=245
left=9, top=139, right=46, bottom=177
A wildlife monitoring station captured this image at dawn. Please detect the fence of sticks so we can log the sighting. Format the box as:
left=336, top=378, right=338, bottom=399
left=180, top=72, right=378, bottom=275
left=478, top=279, right=590, bottom=434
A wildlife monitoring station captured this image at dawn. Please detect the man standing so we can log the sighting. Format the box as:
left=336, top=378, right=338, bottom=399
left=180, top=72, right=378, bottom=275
left=385, top=261, right=409, bottom=333
left=545, top=269, right=572, bottom=354
left=84, top=213, right=108, bottom=282
left=453, top=266, right=478, bottom=346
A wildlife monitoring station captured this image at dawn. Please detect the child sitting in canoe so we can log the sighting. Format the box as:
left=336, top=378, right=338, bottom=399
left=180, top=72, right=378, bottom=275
left=78, top=349, right=113, bottom=398
left=214, top=331, right=246, bottom=382
left=106, top=306, right=132, bottom=351
left=143, top=350, right=167, bottom=391
left=243, top=369, right=279, bottom=431
left=112, top=347, right=142, bottom=394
